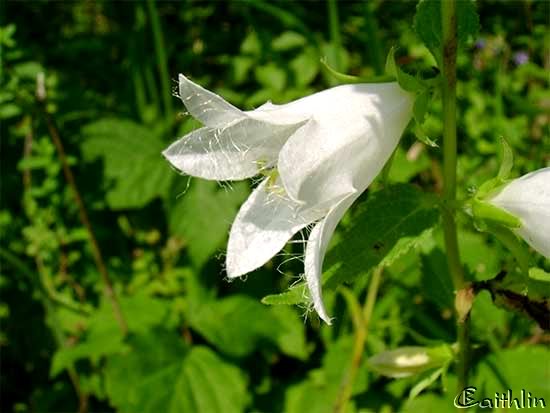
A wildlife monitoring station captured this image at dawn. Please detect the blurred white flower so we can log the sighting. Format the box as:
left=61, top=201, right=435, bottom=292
left=488, top=167, right=550, bottom=258
left=164, top=74, right=414, bottom=324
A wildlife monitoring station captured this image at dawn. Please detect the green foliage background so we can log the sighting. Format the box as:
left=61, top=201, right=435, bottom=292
left=1, top=1, right=549, bottom=412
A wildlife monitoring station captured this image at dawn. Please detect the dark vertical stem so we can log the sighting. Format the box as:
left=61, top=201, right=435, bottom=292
left=36, top=77, right=128, bottom=336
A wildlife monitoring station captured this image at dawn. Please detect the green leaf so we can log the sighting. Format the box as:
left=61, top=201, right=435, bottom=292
left=388, top=146, right=431, bottom=184
left=50, top=293, right=169, bottom=377
left=272, top=31, right=306, bottom=51
left=290, top=47, right=320, bottom=87
left=81, top=118, right=173, bottom=209
left=414, top=0, right=480, bottom=66
left=105, top=331, right=249, bottom=413
left=284, top=336, right=367, bottom=413
left=169, top=180, right=248, bottom=267
left=473, top=346, right=550, bottom=402
left=187, top=295, right=283, bottom=358
left=420, top=248, right=455, bottom=311
left=263, top=184, right=439, bottom=306
left=255, top=63, right=287, bottom=92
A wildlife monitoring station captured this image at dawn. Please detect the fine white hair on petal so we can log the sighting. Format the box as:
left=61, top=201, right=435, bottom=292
left=304, top=192, right=360, bottom=325
left=163, top=119, right=305, bottom=181
left=226, top=178, right=325, bottom=278
left=178, top=74, right=244, bottom=128
left=489, top=167, right=550, bottom=258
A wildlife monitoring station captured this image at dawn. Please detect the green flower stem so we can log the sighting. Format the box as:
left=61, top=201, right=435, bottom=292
left=364, top=1, right=384, bottom=75
left=333, top=266, right=384, bottom=413
left=146, top=0, right=173, bottom=125
left=327, top=0, right=343, bottom=71
left=440, top=0, right=470, bottom=393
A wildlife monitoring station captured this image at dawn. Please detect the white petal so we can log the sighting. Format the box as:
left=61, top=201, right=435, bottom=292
left=226, top=179, right=325, bottom=277
left=163, top=119, right=304, bottom=180
left=179, top=73, right=310, bottom=127
left=278, top=83, right=413, bottom=206
left=179, top=74, right=245, bottom=128
left=490, top=167, right=550, bottom=258
left=304, top=192, right=360, bottom=324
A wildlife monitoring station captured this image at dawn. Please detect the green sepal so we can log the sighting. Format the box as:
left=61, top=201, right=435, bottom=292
left=413, top=122, right=438, bottom=148
left=412, top=90, right=439, bottom=147
left=474, top=138, right=516, bottom=198
left=471, top=199, right=521, bottom=229
left=385, top=47, right=425, bottom=93
left=497, top=137, right=514, bottom=181
left=319, top=58, right=394, bottom=85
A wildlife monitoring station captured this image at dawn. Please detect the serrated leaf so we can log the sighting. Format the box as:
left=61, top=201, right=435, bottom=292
left=414, top=0, right=480, bottom=65
left=421, top=248, right=455, bottom=311
left=263, top=184, right=439, bottom=306
left=187, top=295, right=283, bottom=358
left=50, top=293, right=169, bottom=377
left=81, top=118, right=173, bottom=209
left=169, top=180, right=248, bottom=267
left=104, top=331, right=249, bottom=413
left=473, top=346, right=550, bottom=401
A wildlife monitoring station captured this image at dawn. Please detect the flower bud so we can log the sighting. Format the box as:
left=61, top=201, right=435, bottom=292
left=367, top=345, right=455, bottom=378
left=488, top=168, right=550, bottom=258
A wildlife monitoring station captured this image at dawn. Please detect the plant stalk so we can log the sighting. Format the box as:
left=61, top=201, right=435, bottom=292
left=440, top=0, right=470, bottom=393
left=36, top=76, right=128, bottom=335
left=327, top=0, right=343, bottom=71
left=333, top=266, right=383, bottom=413
left=146, top=0, right=173, bottom=125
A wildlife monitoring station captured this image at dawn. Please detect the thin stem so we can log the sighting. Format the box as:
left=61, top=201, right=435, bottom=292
left=36, top=79, right=128, bottom=335
left=364, top=1, right=384, bottom=75
left=333, top=266, right=383, bottom=413
left=146, top=0, right=173, bottom=125
left=441, top=0, right=470, bottom=393
left=327, top=0, right=343, bottom=71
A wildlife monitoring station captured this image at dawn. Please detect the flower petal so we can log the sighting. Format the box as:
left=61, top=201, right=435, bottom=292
left=226, top=178, right=325, bottom=278
left=179, top=74, right=245, bottom=128
left=490, top=167, right=550, bottom=258
left=278, top=83, right=413, bottom=207
left=163, top=119, right=306, bottom=181
left=304, top=192, right=360, bottom=324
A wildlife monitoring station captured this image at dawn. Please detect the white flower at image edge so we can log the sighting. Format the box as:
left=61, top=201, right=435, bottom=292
left=163, top=74, right=414, bottom=324
left=488, top=167, right=550, bottom=258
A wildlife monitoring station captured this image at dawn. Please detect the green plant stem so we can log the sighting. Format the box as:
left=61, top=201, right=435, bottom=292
left=364, top=1, right=384, bottom=75
left=333, top=266, right=383, bottom=413
left=146, top=0, right=173, bottom=125
left=441, top=0, right=470, bottom=394
left=327, top=0, right=343, bottom=71
left=37, top=86, right=128, bottom=336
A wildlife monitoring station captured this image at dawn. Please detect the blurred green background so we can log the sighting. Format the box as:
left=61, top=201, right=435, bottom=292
left=1, top=1, right=549, bottom=412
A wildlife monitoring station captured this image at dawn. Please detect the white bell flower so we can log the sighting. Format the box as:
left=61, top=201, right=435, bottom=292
left=163, top=74, right=414, bottom=324
left=488, top=167, right=550, bottom=258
